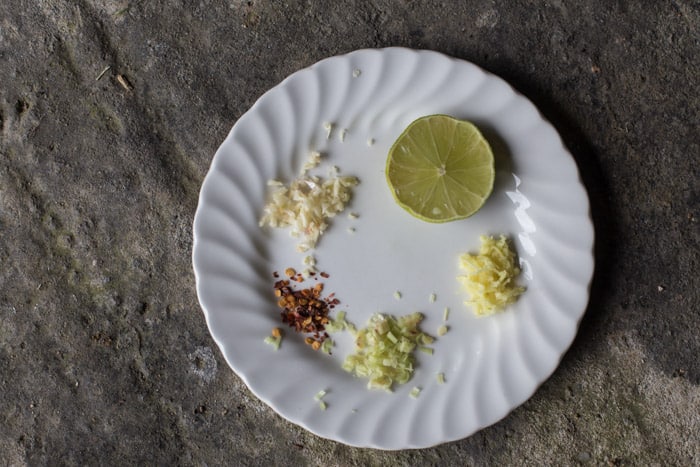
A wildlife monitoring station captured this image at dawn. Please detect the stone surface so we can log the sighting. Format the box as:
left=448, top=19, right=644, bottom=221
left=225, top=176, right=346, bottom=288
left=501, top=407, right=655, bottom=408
left=1, top=0, right=698, bottom=465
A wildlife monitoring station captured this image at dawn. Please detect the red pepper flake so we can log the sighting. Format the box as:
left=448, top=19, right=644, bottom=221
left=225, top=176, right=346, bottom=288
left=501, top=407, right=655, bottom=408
left=273, top=270, right=337, bottom=349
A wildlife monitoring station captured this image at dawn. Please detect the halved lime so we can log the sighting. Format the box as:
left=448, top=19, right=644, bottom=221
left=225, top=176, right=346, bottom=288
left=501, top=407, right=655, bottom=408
left=386, top=115, right=495, bottom=223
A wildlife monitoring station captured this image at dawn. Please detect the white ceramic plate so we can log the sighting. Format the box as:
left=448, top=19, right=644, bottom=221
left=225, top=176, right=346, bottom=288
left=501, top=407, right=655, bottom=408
left=193, top=48, right=594, bottom=449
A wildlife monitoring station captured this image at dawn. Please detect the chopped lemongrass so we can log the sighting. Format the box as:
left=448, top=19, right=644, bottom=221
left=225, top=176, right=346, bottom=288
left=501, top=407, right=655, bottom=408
left=352, top=68, right=361, bottom=78
left=264, top=335, right=281, bottom=350
left=347, top=227, right=356, bottom=234
left=326, top=311, right=352, bottom=334
left=325, top=320, right=343, bottom=333
left=443, top=307, right=450, bottom=321
left=419, top=346, right=434, bottom=355
left=347, top=212, right=359, bottom=219
left=429, top=292, right=437, bottom=303
left=319, top=400, right=327, bottom=410
left=343, top=312, right=433, bottom=391
left=436, top=372, right=446, bottom=384
left=367, top=138, right=375, bottom=147
left=437, top=325, right=448, bottom=336
left=321, top=338, right=334, bottom=354
left=393, top=291, right=402, bottom=300
left=314, top=389, right=327, bottom=401
left=409, top=387, right=421, bottom=399
left=339, top=128, right=348, bottom=142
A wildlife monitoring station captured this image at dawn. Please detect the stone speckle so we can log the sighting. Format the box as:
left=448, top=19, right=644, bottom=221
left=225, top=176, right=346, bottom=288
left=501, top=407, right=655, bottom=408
left=188, top=346, right=218, bottom=384
left=1, top=0, right=698, bottom=464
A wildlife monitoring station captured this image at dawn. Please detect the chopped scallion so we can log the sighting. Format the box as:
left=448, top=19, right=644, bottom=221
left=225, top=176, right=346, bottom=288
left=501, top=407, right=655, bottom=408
left=409, top=387, right=421, bottom=399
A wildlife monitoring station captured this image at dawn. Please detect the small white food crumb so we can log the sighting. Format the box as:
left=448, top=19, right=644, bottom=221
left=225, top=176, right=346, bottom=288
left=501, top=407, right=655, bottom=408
left=339, top=128, right=348, bottom=142
left=436, top=373, right=445, bottom=384
left=347, top=212, right=359, bottom=220
left=437, top=325, right=448, bottom=336
left=409, top=387, right=421, bottom=399
left=302, top=255, right=316, bottom=266
left=323, top=121, right=333, bottom=139
left=367, top=138, right=375, bottom=147
left=429, top=292, right=437, bottom=303
left=443, top=307, right=449, bottom=321
left=657, top=285, right=665, bottom=292
left=347, top=227, right=356, bottom=234
left=352, top=68, right=361, bottom=78
left=393, top=291, right=402, bottom=300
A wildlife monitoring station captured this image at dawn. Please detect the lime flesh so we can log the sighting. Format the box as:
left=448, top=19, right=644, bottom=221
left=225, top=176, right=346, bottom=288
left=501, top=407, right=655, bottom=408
left=386, top=115, right=495, bottom=223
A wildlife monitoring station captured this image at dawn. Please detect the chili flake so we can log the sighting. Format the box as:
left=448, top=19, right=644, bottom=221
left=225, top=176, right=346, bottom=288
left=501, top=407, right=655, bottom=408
left=273, top=272, right=338, bottom=349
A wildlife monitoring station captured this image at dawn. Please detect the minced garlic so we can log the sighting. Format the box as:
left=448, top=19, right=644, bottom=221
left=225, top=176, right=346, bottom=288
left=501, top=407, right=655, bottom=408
left=300, top=151, right=322, bottom=175
left=457, top=235, right=525, bottom=316
left=302, top=255, right=317, bottom=275
left=259, top=155, right=359, bottom=251
left=323, top=122, right=333, bottom=139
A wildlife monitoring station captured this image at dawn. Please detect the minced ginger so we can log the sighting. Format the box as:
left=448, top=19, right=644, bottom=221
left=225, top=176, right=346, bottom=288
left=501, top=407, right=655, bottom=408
left=457, top=235, right=525, bottom=316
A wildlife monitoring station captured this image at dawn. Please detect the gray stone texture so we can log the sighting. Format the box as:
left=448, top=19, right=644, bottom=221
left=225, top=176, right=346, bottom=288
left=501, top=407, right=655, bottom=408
left=1, top=0, right=698, bottom=465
